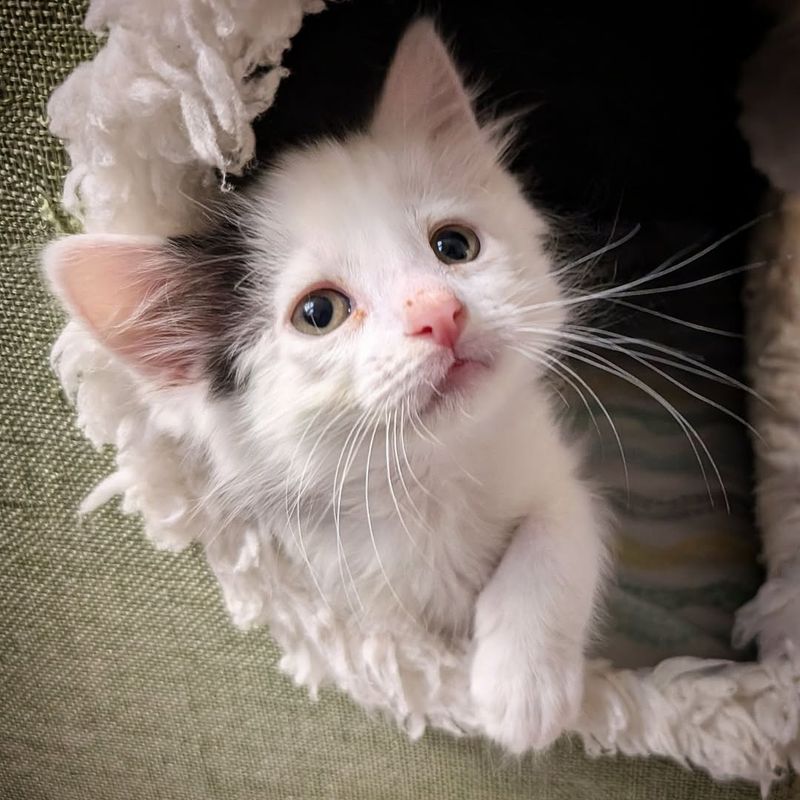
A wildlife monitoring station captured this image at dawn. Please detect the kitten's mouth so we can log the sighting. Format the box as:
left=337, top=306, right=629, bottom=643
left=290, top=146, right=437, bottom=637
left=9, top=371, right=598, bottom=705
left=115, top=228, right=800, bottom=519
left=422, top=355, right=491, bottom=415
left=440, top=358, right=487, bottom=392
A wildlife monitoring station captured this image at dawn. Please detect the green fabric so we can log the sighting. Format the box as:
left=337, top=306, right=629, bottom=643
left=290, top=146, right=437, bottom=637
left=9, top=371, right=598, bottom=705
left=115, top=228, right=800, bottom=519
left=0, top=3, right=796, bottom=798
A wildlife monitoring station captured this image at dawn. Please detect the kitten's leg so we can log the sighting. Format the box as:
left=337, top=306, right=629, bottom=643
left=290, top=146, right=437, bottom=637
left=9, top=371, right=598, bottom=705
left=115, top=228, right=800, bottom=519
left=470, top=482, right=606, bottom=753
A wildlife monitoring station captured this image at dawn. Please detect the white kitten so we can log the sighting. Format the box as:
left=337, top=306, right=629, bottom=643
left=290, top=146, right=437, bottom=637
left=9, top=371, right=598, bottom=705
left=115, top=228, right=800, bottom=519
left=44, top=19, right=608, bottom=753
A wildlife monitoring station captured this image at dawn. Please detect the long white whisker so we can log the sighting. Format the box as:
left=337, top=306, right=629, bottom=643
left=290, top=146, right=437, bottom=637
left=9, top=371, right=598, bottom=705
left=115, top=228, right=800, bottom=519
left=282, top=407, right=326, bottom=521
left=332, top=410, right=373, bottom=616
left=521, top=344, right=602, bottom=437
left=597, top=296, right=743, bottom=338
left=392, top=405, right=437, bottom=535
left=286, top=408, right=347, bottom=522
left=399, top=401, right=439, bottom=506
left=364, top=414, right=414, bottom=620
left=411, top=406, right=443, bottom=446
left=524, top=325, right=761, bottom=438
left=592, top=215, right=766, bottom=291
left=548, top=223, right=642, bottom=279
left=507, top=260, right=763, bottom=317
left=608, top=261, right=765, bottom=299
left=512, top=343, right=629, bottom=494
left=504, top=215, right=769, bottom=324
left=426, top=380, right=444, bottom=399
left=561, top=343, right=728, bottom=511
left=407, top=407, right=435, bottom=445
left=286, top=410, right=350, bottom=612
left=385, top=409, right=433, bottom=568
left=580, top=329, right=766, bottom=404
left=560, top=324, right=755, bottom=395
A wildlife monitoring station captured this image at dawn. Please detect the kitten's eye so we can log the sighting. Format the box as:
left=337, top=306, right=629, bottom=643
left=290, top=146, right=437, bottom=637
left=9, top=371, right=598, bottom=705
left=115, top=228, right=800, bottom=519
left=291, top=289, right=351, bottom=336
left=430, top=225, right=480, bottom=264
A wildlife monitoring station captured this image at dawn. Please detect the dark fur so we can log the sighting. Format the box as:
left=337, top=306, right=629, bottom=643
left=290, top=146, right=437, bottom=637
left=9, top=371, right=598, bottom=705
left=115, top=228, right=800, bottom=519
left=167, top=220, right=261, bottom=394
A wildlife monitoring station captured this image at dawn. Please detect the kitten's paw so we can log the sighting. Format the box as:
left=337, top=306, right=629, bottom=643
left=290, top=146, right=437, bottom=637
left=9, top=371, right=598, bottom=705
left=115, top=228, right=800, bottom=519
left=470, top=635, right=584, bottom=754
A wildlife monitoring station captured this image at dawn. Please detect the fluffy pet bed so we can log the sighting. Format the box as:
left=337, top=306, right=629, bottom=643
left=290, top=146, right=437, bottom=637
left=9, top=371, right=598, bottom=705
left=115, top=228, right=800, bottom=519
left=45, top=0, right=800, bottom=789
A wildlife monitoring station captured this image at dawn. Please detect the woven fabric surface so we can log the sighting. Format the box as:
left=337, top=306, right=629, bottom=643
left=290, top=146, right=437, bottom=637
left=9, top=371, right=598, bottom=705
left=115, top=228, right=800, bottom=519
left=0, top=2, right=796, bottom=799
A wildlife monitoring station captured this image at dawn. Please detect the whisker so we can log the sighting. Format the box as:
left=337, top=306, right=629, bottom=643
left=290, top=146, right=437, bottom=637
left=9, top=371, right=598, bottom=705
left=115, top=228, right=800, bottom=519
left=506, top=259, right=763, bottom=317
left=607, top=260, right=765, bottom=299
left=511, top=343, right=630, bottom=495
left=399, top=401, right=439, bottom=506
left=364, top=413, right=415, bottom=621
left=286, top=409, right=352, bottom=612
left=597, top=214, right=767, bottom=290
left=283, top=406, right=331, bottom=521
left=529, top=325, right=762, bottom=437
left=522, top=344, right=603, bottom=437
left=565, top=325, right=761, bottom=399
left=503, top=214, right=770, bottom=322
left=560, top=343, right=728, bottom=511
left=514, top=317, right=765, bottom=405
left=332, top=410, right=373, bottom=616
left=548, top=222, right=642, bottom=280
left=384, top=409, right=434, bottom=568
left=426, top=380, right=444, bottom=399
left=411, top=406, right=444, bottom=447
left=392, top=404, right=437, bottom=535
left=406, top=407, right=434, bottom=445
left=597, top=296, right=743, bottom=338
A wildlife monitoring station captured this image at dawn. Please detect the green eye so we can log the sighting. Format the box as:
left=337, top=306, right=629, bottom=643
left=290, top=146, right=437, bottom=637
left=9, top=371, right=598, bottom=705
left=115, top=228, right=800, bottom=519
left=291, top=288, right=351, bottom=335
left=430, top=224, right=480, bottom=264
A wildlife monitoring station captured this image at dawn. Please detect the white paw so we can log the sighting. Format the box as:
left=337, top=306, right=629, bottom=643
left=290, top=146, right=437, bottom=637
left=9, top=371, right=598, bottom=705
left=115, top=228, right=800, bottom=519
left=470, top=631, right=584, bottom=754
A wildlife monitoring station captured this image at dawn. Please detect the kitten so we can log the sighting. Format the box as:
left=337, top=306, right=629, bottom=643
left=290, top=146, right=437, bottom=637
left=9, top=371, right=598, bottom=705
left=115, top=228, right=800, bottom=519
left=44, top=20, right=608, bottom=753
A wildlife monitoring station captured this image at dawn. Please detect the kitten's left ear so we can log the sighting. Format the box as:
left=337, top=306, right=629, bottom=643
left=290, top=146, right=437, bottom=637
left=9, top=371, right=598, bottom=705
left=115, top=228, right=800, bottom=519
left=371, top=18, right=483, bottom=148
left=43, top=234, right=225, bottom=386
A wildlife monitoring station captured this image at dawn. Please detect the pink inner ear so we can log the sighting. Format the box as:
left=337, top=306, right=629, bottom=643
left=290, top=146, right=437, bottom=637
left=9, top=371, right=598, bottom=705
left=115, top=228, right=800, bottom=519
left=371, top=18, right=482, bottom=144
left=56, top=240, right=159, bottom=339
left=45, top=234, right=198, bottom=384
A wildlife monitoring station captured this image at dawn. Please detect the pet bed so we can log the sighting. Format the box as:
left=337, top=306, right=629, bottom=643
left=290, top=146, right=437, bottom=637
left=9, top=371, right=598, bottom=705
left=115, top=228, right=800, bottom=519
left=1, top=0, right=798, bottom=796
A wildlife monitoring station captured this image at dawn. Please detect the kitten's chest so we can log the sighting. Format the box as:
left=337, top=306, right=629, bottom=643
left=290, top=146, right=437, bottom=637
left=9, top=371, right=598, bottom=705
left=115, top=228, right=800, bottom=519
left=286, top=475, right=516, bottom=634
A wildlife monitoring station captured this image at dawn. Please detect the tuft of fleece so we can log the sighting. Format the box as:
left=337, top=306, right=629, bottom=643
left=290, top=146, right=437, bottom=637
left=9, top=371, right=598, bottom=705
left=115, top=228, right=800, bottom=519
left=736, top=195, right=800, bottom=660
left=49, top=0, right=325, bottom=235
left=47, top=0, right=800, bottom=790
left=738, top=4, right=800, bottom=675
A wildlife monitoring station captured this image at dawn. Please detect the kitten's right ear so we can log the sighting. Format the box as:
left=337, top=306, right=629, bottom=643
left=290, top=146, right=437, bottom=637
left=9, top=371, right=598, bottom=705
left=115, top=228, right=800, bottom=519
left=371, top=18, right=483, bottom=148
left=43, top=234, right=208, bottom=385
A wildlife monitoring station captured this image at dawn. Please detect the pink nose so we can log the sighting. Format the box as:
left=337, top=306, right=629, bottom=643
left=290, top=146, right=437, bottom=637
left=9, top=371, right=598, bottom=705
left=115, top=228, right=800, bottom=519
left=404, top=290, right=466, bottom=350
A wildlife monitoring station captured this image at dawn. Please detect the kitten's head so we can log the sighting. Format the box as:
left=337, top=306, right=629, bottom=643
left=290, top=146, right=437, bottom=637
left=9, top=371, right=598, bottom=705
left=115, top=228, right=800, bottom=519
left=45, top=20, right=564, bottom=482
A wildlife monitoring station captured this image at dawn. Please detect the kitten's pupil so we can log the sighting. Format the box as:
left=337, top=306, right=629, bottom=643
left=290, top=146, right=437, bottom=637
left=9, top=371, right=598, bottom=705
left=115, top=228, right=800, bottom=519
left=435, top=231, right=469, bottom=262
left=303, top=295, right=333, bottom=329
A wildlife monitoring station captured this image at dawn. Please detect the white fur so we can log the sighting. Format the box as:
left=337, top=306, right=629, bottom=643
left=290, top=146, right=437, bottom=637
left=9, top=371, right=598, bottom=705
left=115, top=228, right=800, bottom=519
left=43, top=0, right=800, bottom=789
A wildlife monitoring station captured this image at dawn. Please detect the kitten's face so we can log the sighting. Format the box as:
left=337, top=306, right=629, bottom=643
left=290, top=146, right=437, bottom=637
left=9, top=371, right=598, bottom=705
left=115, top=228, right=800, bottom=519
left=239, top=132, right=558, bottom=439
left=233, top=27, right=562, bottom=451
left=45, top=20, right=565, bottom=484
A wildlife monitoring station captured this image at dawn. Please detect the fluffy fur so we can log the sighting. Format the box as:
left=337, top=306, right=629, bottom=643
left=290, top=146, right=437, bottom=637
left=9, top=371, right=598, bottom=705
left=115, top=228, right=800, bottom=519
left=45, top=19, right=608, bottom=753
